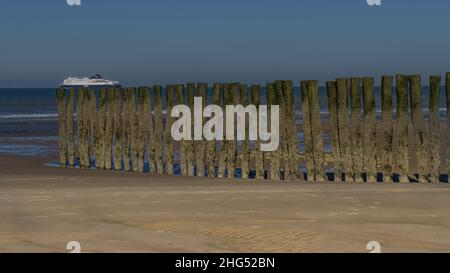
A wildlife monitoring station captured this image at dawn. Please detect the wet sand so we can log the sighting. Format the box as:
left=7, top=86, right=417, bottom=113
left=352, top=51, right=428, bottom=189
left=1, top=155, right=450, bottom=253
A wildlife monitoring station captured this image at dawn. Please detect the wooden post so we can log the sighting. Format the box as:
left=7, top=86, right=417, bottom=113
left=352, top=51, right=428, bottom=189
left=251, top=84, right=265, bottom=179
left=176, top=84, right=187, bottom=176
left=66, top=88, right=75, bottom=167
left=196, top=83, right=208, bottom=177
left=128, top=88, right=139, bottom=172
left=218, top=84, right=230, bottom=178
left=301, top=81, right=314, bottom=181
left=239, top=84, right=250, bottom=179
left=122, top=88, right=132, bottom=171
left=136, top=87, right=145, bottom=172
left=153, top=85, right=164, bottom=174
left=83, top=89, right=93, bottom=167
left=142, top=87, right=156, bottom=173
left=336, top=79, right=353, bottom=182
left=275, top=81, right=287, bottom=180
left=308, top=80, right=326, bottom=182
left=76, top=88, right=84, bottom=168
left=56, top=88, right=67, bottom=167
left=446, top=73, right=450, bottom=180
left=429, top=76, right=441, bottom=183
left=77, top=88, right=89, bottom=168
left=113, top=88, right=123, bottom=171
left=326, top=81, right=341, bottom=182
left=186, top=83, right=195, bottom=176
left=362, top=78, right=377, bottom=182
left=206, top=83, right=222, bottom=177
left=137, top=87, right=151, bottom=172
left=165, top=85, right=175, bottom=175
left=381, top=76, right=394, bottom=182
left=350, top=78, right=363, bottom=182
left=267, top=82, right=280, bottom=180
left=409, top=75, right=429, bottom=183
left=395, top=75, right=410, bottom=183
left=227, top=83, right=240, bottom=178
left=87, top=89, right=99, bottom=169
left=97, top=88, right=107, bottom=169
left=301, top=80, right=325, bottom=182
left=283, top=81, right=300, bottom=180
left=104, top=88, right=114, bottom=170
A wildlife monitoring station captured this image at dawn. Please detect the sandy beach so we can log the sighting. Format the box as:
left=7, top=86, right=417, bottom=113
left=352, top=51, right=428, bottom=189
left=1, top=154, right=450, bottom=253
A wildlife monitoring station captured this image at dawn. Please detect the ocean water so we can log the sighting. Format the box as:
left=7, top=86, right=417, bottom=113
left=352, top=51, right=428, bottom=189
left=0, top=89, right=58, bottom=156
left=0, top=87, right=447, bottom=157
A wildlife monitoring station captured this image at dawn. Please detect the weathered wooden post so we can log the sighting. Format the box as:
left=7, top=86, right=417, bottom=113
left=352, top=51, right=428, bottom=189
left=86, top=89, right=98, bottom=168
left=251, top=84, right=265, bottom=179
left=104, top=88, right=115, bottom=170
left=128, top=88, right=139, bottom=172
left=301, top=81, right=314, bottom=181
left=66, top=88, right=75, bottom=167
left=97, top=88, right=107, bottom=169
left=446, top=73, right=450, bottom=180
left=84, top=88, right=92, bottom=167
left=381, top=76, right=394, bottom=182
left=395, top=75, right=409, bottom=183
left=86, top=89, right=99, bottom=167
left=195, top=83, right=208, bottom=177
left=227, top=83, right=240, bottom=178
left=267, top=82, right=280, bottom=180
left=135, top=88, right=145, bottom=172
left=409, top=75, right=429, bottom=183
left=336, top=79, right=353, bottom=182
left=186, top=83, right=195, bottom=176
left=76, top=88, right=83, bottom=167
left=112, top=88, right=123, bottom=171
left=362, top=78, right=377, bottom=182
left=308, top=80, right=326, bottom=182
left=429, top=76, right=441, bottom=183
left=153, top=85, right=164, bottom=174
left=218, top=84, right=230, bottom=178
left=206, top=83, right=222, bottom=177
left=283, top=80, right=300, bottom=180
left=239, top=84, right=250, bottom=179
left=275, top=81, right=288, bottom=180
left=301, top=80, right=325, bottom=182
left=77, top=88, right=90, bottom=168
left=83, top=89, right=93, bottom=167
left=176, top=84, right=187, bottom=176
left=56, top=88, right=67, bottom=167
left=326, top=81, right=341, bottom=181
left=165, top=85, right=175, bottom=175
left=350, top=78, right=363, bottom=182
left=145, top=87, right=156, bottom=174
left=137, top=87, right=151, bottom=172
left=122, top=88, right=132, bottom=171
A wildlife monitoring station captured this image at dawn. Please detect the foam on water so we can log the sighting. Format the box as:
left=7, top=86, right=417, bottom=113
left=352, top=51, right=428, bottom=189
left=0, top=136, right=58, bottom=156
left=0, top=113, right=58, bottom=120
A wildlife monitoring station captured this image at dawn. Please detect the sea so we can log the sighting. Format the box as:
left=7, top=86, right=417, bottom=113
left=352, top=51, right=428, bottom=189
left=0, top=87, right=447, bottom=158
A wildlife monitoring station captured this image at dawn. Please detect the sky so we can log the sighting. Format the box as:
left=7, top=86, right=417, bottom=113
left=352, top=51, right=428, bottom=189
left=1, top=0, right=450, bottom=87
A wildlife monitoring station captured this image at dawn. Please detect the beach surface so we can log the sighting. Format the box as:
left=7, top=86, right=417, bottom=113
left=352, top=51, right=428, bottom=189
left=1, top=155, right=450, bottom=253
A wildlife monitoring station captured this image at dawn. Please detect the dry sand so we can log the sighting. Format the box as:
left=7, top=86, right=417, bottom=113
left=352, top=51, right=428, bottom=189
left=1, top=155, right=450, bottom=253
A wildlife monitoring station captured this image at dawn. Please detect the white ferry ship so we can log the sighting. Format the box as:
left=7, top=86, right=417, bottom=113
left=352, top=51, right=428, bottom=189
left=61, top=74, right=120, bottom=87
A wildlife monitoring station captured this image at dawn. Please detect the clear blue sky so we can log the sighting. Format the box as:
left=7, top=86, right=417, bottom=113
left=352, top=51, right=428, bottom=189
left=1, top=0, right=450, bottom=87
